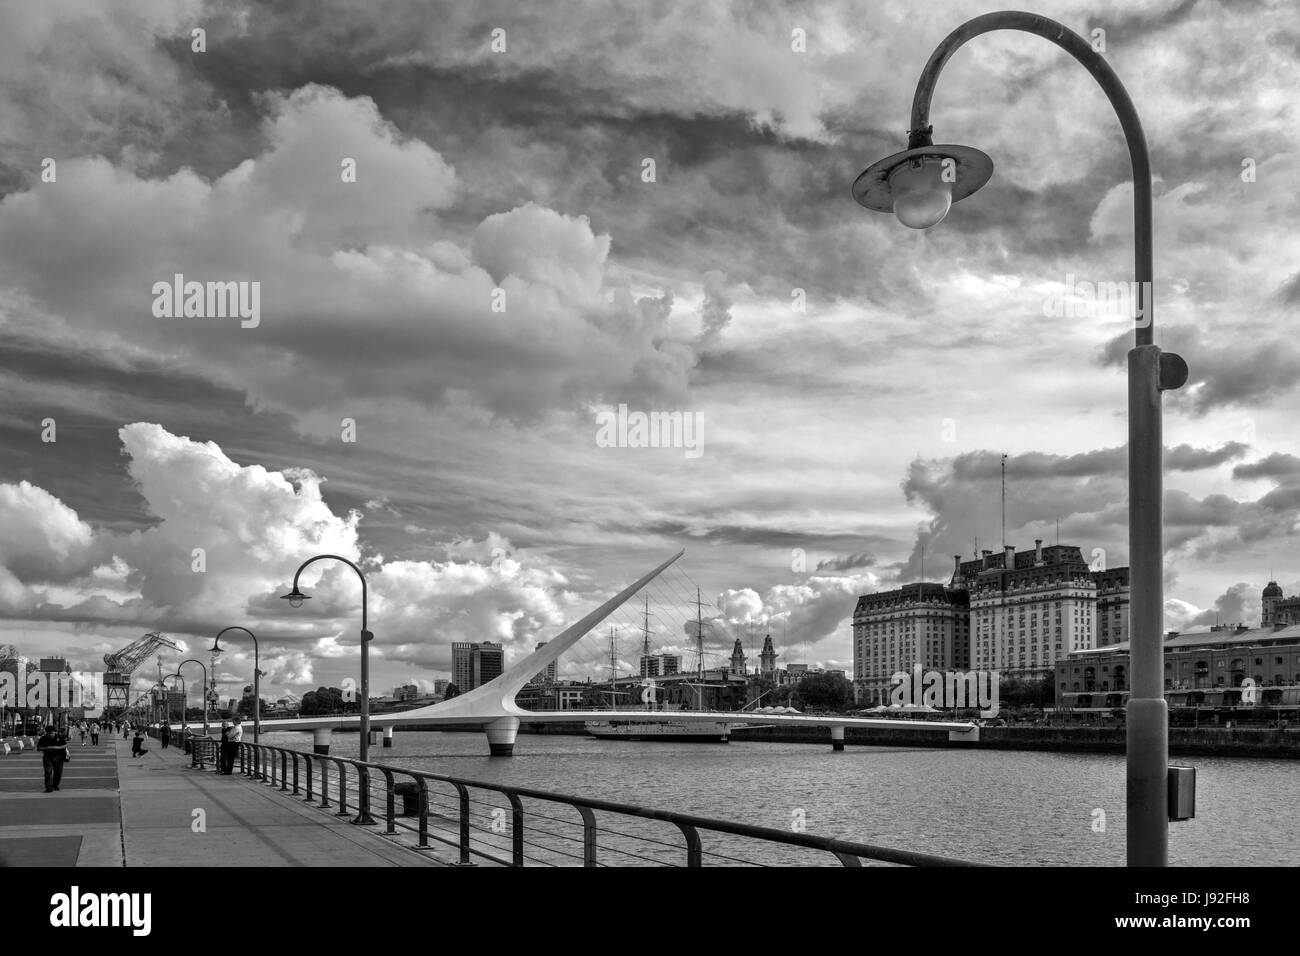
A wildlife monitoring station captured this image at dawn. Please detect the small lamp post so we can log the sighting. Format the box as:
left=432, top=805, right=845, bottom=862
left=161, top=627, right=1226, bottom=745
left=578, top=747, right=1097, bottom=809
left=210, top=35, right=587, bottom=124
left=175, top=659, right=210, bottom=737
left=281, top=554, right=375, bottom=825
left=211, top=627, right=261, bottom=742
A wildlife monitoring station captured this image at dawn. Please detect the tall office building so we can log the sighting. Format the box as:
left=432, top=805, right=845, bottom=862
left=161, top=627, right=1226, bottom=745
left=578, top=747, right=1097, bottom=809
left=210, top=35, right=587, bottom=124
left=853, top=583, right=970, bottom=706
left=853, top=541, right=1129, bottom=702
left=452, top=641, right=505, bottom=691
left=528, top=642, right=558, bottom=685
left=639, top=654, right=681, bottom=677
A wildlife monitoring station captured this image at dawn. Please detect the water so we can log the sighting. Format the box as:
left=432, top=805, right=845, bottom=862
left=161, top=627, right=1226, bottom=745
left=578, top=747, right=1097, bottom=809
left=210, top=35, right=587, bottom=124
left=259, top=731, right=1299, bottom=866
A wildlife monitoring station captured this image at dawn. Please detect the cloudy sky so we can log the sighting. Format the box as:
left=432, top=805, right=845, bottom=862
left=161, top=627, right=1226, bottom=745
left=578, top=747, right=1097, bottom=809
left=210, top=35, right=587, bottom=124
left=1, top=0, right=1298, bottom=701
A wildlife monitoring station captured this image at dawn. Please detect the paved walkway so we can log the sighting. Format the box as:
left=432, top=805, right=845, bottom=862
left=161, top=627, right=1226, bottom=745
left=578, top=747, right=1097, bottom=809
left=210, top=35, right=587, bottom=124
left=0, top=734, right=441, bottom=867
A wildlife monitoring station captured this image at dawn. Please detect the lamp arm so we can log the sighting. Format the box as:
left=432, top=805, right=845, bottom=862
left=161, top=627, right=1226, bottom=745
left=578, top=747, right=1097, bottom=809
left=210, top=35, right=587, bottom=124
left=291, top=554, right=368, bottom=631
left=907, top=10, right=1152, bottom=347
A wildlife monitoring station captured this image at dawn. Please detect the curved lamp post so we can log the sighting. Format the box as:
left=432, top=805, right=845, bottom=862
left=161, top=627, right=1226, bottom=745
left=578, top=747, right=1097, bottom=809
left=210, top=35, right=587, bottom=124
left=163, top=674, right=187, bottom=732
left=211, top=627, right=261, bottom=743
left=175, top=659, right=210, bottom=737
left=281, top=554, right=375, bottom=825
left=854, top=11, right=1187, bottom=867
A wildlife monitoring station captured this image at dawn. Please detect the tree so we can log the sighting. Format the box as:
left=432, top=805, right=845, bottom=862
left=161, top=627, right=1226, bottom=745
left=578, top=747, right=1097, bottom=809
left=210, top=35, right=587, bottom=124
left=300, top=686, right=345, bottom=716
left=443, top=682, right=460, bottom=700
left=795, top=672, right=855, bottom=712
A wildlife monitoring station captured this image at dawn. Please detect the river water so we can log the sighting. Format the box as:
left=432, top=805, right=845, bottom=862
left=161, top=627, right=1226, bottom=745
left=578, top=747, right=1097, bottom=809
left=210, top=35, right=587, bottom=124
left=259, top=731, right=1298, bottom=866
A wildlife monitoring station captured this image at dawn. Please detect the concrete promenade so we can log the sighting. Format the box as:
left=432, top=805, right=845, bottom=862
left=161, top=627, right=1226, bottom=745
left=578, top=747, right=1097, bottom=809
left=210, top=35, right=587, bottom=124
left=0, top=734, right=442, bottom=867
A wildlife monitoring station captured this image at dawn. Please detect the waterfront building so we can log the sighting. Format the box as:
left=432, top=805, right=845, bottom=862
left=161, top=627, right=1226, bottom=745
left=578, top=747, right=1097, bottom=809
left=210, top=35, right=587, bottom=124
left=392, top=683, right=419, bottom=702
left=1262, top=580, right=1300, bottom=626
left=639, top=653, right=682, bottom=677
left=852, top=541, right=1130, bottom=703
left=852, top=582, right=970, bottom=706
left=452, top=641, right=505, bottom=691
left=433, top=678, right=449, bottom=698
left=1056, top=623, right=1300, bottom=713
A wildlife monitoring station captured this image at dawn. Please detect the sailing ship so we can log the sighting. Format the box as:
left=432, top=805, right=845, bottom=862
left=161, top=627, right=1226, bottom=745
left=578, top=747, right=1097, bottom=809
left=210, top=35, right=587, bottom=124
left=584, top=591, right=735, bottom=743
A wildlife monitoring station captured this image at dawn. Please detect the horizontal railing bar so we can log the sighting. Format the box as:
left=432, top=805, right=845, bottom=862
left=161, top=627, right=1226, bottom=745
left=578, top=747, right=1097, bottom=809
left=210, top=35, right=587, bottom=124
left=241, top=743, right=982, bottom=866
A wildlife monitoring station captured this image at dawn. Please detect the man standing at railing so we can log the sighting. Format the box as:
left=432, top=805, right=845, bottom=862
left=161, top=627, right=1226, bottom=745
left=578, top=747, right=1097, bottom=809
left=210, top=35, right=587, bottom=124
left=223, top=715, right=243, bottom=774
left=217, top=719, right=231, bottom=774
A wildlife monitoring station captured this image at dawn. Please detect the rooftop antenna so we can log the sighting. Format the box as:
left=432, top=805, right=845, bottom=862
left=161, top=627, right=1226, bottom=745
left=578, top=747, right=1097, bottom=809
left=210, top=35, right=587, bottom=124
left=1001, top=452, right=1008, bottom=548
left=1056, top=516, right=1060, bottom=545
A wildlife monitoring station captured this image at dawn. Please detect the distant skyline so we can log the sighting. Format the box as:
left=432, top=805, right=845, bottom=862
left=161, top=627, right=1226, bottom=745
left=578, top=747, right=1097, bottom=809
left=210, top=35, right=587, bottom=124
left=2, top=0, right=1299, bottom=700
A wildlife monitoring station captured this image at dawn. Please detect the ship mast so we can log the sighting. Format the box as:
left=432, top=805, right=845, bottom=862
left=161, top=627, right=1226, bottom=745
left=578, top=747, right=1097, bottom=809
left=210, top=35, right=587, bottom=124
left=688, top=587, right=711, bottom=710
left=642, top=595, right=653, bottom=711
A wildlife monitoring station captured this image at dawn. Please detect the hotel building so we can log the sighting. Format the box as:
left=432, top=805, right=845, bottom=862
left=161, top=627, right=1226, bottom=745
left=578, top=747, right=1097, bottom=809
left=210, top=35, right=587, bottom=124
left=852, top=541, right=1130, bottom=703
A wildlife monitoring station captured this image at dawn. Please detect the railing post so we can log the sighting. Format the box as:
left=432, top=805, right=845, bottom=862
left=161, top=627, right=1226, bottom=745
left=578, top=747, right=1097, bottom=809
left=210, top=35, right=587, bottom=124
left=832, top=851, right=863, bottom=867
left=453, top=782, right=472, bottom=865
left=318, top=759, right=330, bottom=809
left=291, top=752, right=300, bottom=795
left=280, top=750, right=288, bottom=791
left=334, top=759, right=349, bottom=816
left=675, top=822, right=702, bottom=867
left=304, top=754, right=315, bottom=803
left=416, top=778, right=429, bottom=848
left=355, top=764, right=376, bottom=825
left=238, top=743, right=246, bottom=776
left=574, top=805, right=597, bottom=867
left=507, top=793, right=524, bottom=867
left=381, top=769, right=396, bottom=834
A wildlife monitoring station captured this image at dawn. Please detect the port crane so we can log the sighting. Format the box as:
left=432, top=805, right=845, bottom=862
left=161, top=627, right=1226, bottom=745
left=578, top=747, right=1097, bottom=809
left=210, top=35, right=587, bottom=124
left=102, top=632, right=180, bottom=718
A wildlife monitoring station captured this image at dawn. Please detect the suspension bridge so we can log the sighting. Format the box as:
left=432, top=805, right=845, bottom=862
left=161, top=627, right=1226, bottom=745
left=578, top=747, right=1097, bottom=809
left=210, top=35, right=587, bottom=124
left=251, top=551, right=980, bottom=755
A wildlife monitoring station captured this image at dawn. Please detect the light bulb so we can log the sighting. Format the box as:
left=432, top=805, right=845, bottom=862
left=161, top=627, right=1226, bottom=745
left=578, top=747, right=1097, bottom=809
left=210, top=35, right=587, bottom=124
left=289, top=596, right=304, bottom=609
left=890, top=158, right=953, bottom=229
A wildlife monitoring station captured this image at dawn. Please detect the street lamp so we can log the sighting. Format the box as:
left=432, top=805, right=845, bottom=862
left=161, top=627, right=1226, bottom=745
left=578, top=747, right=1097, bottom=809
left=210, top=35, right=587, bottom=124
left=281, top=553, right=375, bottom=825
left=211, top=627, right=261, bottom=743
left=853, top=11, right=1187, bottom=867
left=175, top=659, right=210, bottom=737
left=163, top=674, right=186, bottom=733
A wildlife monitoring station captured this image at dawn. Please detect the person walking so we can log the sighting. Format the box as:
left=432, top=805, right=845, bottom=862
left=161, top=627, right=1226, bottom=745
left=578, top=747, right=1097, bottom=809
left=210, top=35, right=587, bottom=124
left=77, top=723, right=87, bottom=747
left=159, top=722, right=171, bottom=750
left=37, top=725, right=69, bottom=792
left=122, top=721, right=131, bottom=740
left=89, top=721, right=100, bottom=746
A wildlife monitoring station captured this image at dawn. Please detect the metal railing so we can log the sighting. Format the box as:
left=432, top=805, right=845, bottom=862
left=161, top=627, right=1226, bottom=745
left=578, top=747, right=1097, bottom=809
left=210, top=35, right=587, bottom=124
left=181, top=738, right=983, bottom=867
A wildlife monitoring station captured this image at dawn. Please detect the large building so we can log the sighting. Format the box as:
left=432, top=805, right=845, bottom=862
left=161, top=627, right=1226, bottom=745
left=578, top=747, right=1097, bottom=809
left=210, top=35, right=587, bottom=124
left=451, top=641, right=504, bottom=691
left=852, top=541, right=1130, bottom=703
left=853, top=583, right=970, bottom=706
left=1056, top=622, right=1300, bottom=713
left=639, top=653, right=681, bottom=677
left=1262, top=581, right=1300, bottom=627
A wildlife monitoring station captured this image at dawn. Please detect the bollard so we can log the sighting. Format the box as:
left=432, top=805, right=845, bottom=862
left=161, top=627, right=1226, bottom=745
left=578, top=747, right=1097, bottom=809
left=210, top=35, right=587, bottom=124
left=393, top=782, right=421, bottom=816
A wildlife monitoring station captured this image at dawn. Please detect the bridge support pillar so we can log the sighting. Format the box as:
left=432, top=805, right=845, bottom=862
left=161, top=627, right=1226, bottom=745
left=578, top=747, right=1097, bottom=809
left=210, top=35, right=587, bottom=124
left=830, top=726, right=845, bottom=752
left=312, top=727, right=332, bottom=755
left=382, top=725, right=394, bottom=748
left=485, top=717, right=520, bottom=757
